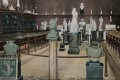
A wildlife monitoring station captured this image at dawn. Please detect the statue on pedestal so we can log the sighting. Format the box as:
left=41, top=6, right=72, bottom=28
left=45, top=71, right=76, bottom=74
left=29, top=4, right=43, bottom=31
left=80, top=3, right=84, bottom=14
left=70, top=8, right=78, bottom=32
left=99, top=16, right=103, bottom=31
left=68, top=8, right=80, bottom=54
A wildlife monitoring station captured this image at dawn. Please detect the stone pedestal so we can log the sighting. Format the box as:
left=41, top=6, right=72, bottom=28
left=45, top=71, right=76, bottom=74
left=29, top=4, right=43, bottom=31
left=86, top=61, right=103, bottom=80
left=49, top=41, right=58, bottom=79
left=98, top=31, right=104, bottom=41
left=78, top=32, right=81, bottom=45
left=80, top=10, right=84, bottom=14
left=68, top=33, right=80, bottom=54
left=91, top=31, right=98, bottom=41
left=63, top=31, right=68, bottom=45
left=47, top=35, right=58, bottom=80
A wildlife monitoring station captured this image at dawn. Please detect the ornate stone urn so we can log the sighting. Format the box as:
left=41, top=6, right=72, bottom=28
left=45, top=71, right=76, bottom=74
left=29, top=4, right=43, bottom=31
left=2, top=0, right=8, bottom=8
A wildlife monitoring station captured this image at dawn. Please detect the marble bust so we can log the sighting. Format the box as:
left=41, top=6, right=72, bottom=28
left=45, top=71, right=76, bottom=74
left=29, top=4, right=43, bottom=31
left=47, top=18, right=58, bottom=40
left=70, top=8, right=78, bottom=32
left=4, top=41, right=18, bottom=58
left=2, top=0, right=8, bottom=8
left=80, top=3, right=84, bottom=10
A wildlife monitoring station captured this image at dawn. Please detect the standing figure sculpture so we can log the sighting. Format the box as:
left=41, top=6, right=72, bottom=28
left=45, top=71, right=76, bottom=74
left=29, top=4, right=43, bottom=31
left=92, top=20, right=97, bottom=31
left=68, top=20, right=71, bottom=31
left=70, top=8, right=78, bottom=32
left=63, top=18, right=68, bottom=45
left=44, top=21, right=48, bottom=30
left=99, top=16, right=103, bottom=31
left=63, top=18, right=67, bottom=31
left=68, top=8, right=80, bottom=54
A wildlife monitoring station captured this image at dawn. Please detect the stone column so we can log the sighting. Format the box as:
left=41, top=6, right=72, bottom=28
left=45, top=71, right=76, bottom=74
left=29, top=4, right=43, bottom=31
left=49, top=40, right=58, bottom=79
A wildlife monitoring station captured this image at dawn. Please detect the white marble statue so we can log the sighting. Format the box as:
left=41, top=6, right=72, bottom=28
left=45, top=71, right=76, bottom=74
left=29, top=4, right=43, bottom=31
left=70, top=8, right=78, bottom=32
left=63, top=18, right=67, bottom=31
left=44, top=21, right=48, bottom=30
left=68, top=20, right=71, bottom=31
left=79, top=19, right=86, bottom=31
left=92, top=20, right=97, bottom=31
left=99, top=16, right=103, bottom=31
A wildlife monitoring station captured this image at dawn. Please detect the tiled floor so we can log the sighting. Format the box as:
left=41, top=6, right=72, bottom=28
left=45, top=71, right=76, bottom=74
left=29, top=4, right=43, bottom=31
left=21, top=41, right=115, bottom=80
